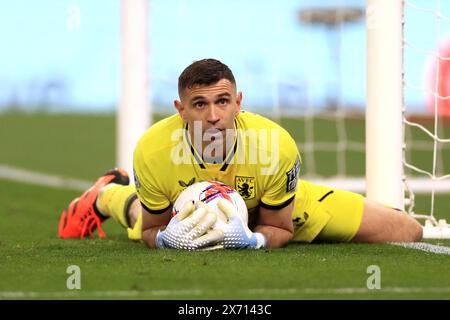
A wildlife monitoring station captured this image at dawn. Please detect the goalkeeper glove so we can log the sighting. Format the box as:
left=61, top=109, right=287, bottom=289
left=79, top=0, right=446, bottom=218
left=155, top=201, right=223, bottom=250
left=217, top=198, right=267, bottom=249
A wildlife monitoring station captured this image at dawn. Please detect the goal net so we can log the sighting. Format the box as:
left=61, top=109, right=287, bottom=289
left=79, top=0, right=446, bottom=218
left=402, top=0, right=450, bottom=238
left=294, top=0, right=450, bottom=238
left=297, top=0, right=450, bottom=238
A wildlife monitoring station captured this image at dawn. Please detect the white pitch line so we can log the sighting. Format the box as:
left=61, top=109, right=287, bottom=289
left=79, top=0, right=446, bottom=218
left=1, top=287, right=450, bottom=299
left=391, top=242, right=450, bottom=255
left=0, top=164, right=91, bottom=191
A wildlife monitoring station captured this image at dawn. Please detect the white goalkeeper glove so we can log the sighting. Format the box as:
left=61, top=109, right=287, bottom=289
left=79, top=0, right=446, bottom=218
left=155, top=201, right=223, bottom=250
left=217, top=199, right=267, bottom=250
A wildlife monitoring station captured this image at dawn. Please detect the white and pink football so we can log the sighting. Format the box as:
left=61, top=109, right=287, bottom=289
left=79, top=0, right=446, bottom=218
left=172, top=180, right=248, bottom=230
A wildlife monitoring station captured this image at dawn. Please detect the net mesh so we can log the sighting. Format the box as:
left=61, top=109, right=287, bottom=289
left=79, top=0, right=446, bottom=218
left=403, top=0, right=450, bottom=235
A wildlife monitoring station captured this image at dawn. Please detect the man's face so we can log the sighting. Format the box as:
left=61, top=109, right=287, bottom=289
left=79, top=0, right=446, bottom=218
left=174, top=79, right=242, bottom=153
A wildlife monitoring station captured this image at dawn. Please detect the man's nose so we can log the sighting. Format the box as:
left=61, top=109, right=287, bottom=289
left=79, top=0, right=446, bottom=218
left=207, top=105, right=220, bottom=125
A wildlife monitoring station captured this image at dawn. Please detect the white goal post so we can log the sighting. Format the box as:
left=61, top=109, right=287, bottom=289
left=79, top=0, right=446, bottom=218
left=119, top=0, right=151, bottom=180
left=366, top=0, right=450, bottom=239
left=366, top=0, right=404, bottom=210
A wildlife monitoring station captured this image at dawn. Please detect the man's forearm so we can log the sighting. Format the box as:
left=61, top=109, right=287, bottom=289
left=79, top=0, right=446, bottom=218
left=142, top=225, right=166, bottom=249
left=254, top=225, right=293, bottom=249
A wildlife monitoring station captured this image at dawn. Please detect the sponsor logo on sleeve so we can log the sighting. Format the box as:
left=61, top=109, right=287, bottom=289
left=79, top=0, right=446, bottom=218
left=286, top=157, right=300, bottom=193
left=133, top=169, right=141, bottom=189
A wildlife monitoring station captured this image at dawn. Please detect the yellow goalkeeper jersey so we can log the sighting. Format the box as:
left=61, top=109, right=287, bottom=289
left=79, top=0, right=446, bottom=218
left=133, top=111, right=301, bottom=214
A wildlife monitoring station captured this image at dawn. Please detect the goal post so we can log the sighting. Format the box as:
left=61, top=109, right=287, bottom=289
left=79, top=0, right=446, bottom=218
left=366, top=0, right=450, bottom=239
left=119, top=0, right=151, bottom=180
left=366, top=0, right=404, bottom=211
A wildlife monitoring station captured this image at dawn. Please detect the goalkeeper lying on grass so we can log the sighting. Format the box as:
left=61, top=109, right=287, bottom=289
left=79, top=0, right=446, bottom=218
left=58, top=59, right=422, bottom=250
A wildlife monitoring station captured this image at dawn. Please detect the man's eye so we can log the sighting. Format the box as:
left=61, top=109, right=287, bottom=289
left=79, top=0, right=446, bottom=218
left=218, top=98, right=229, bottom=105
left=194, top=102, right=205, bottom=108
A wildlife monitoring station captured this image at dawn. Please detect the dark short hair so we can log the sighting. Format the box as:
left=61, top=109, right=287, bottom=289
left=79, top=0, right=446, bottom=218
left=178, top=59, right=236, bottom=97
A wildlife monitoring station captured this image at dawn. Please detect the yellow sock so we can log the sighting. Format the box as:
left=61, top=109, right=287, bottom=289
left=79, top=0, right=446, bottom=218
left=127, top=212, right=143, bottom=241
left=96, top=184, right=137, bottom=229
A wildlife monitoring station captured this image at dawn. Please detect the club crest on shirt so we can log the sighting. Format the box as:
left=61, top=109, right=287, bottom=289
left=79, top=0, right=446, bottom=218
left=235, top=176, right=255, bottom=200
left=286, top=157, right=300, bottom=193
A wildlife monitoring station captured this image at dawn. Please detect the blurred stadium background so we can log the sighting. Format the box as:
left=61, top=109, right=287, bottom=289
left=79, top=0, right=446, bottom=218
left=0, top=0, right=444, bottom=113
left=0, top=0, right=449, bottom=299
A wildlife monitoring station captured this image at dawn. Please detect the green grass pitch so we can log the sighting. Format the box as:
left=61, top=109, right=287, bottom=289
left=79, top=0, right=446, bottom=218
left=0, top=112, right=449, bottom=299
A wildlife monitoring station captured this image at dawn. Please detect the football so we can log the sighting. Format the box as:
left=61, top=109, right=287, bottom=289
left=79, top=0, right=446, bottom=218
left=172, top=180, right=248, bottom=230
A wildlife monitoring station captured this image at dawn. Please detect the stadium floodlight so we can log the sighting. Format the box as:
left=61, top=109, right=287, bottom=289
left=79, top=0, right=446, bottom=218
left=119, top=0, right=151, bottom=180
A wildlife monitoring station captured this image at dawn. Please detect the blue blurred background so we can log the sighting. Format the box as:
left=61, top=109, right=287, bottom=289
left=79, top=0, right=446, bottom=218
left=0, top=0, right=448, bottom=114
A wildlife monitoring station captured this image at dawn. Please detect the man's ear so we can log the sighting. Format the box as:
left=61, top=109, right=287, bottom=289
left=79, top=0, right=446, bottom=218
left=236, top=91, right=242, bottom=115
left=174, top=100, right=185, bottom=120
